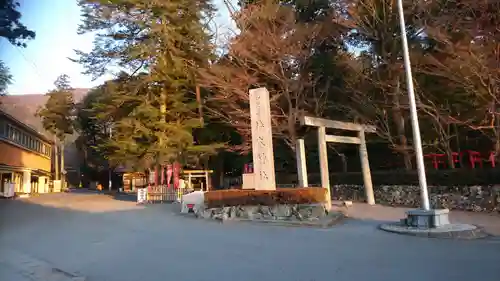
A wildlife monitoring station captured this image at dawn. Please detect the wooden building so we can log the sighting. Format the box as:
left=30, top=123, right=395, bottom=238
left=0, top=109, right=53, bottom=196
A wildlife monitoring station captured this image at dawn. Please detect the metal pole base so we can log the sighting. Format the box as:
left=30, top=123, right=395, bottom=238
left=401, top=209, right=450, bottom=228
left=379, top=208, right=486, bottom=239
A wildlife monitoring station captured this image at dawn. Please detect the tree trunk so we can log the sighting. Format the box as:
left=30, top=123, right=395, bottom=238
left=445, top=124, right=455, bottom=169
left=213, top=153, right=225, bottom=189
left=60, top=143, right=65, bottom=187
left=392, top=80, right=412, bottom=170
left=158, top=92, right=167, bottom=182
left=287, top=112, right=298, bottom=155
left=54, top=136, right=59, bottom=181
left=446, top=150, right=455, bottom=169
left=494, top=103, right=500, bottom=159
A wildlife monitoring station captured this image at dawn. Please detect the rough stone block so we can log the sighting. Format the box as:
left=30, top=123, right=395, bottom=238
left=250, top=212, right=263, bottom=220
left=297, top=204, right=326, bottom=220
left=228, top=206, right=238, bottom=218
left=242, top=206, right=259, bottom=219
left=259, top=205, right=271, bottom=216
left=271, top=205, right=292, bottom=218
left=197, top=209, right=214, bottom=219
left=405, top=209, right=450, bottom=228
left=212, top=213, right=224, bottom=220
left=201, top=204, right=331, bottom=223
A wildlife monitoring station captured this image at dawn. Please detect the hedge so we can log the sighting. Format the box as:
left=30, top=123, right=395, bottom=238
left=204, top=188, right=327, bottom=208
left=332, top=168, right=500, bottom=186
left=274, top=168, right=500, bottom=186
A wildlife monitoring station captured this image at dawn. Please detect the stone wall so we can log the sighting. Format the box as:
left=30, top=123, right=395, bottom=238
left=331, top=184, right=500, bottom=212
left=197, top=204, right=328, bottom=221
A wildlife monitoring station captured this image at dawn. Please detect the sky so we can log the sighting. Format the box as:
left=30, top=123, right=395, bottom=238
left=0, top=0, right=236, bottom=95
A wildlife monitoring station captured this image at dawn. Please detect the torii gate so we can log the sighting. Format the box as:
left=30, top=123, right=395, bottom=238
left=297, top=116, right=376, bottom=208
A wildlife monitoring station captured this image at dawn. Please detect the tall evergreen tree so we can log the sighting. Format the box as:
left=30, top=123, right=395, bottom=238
left=0, top=61, right=12, bottom=96
left=75, top=0, right=221, bottom=169
left=38, top=74, right=75, bottom=141
left=37, top=74, right=75, bottom=182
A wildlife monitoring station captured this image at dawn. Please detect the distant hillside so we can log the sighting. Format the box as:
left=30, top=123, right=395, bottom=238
left=0, top=88, right=89, bottom=138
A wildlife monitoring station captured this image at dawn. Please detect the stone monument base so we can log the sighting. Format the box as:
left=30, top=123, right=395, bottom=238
left=403, top=208, right=450, bottom=228
left=379, top=208, right=488, bottom=239
left=196, top=204, right=345, bottom=228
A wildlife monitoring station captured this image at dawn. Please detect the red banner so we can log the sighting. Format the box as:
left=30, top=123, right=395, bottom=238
left=166, top=164, right=173, bottom=188
left=173, top=162, right=181, bottom=189
left=160, top=165, right=165, bottom=185
left=154, top=166, right=158, bottom=187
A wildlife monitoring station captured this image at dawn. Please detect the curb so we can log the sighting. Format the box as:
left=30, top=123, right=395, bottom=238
left=379, top=223, right=489, bottom=239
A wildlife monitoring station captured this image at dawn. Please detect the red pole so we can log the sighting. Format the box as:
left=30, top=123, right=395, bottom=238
left=154, top=166, right=158, bottom=187
left=160, top=165, right=165, bottom=186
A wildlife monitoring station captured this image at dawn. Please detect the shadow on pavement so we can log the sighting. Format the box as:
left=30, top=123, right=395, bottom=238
left=2, top=193, right=500, bottom=281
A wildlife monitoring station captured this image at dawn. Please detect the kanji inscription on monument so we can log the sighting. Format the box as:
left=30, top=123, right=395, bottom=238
left=249, top=88, right=276, bottom=190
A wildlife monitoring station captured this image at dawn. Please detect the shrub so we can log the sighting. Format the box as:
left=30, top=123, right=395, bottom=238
left=204, top=188, right=327, bottom=208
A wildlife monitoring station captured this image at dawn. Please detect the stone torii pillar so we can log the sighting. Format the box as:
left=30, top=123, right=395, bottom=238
left=297, top=116, right=377, bottom=209
left=249, top=88, right=276, bottom=190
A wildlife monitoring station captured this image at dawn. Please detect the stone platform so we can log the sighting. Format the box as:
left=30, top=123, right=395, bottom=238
left=379, top=208, right=488, bottom=239
left=379, top=222, right=487, bottom=239
left=196, top=204, right=345, bottom=228
left=404, top=209, right=450, bottom=228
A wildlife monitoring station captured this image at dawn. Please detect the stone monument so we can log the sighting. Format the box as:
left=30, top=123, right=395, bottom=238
left=249, top=88, right=276, bottom=190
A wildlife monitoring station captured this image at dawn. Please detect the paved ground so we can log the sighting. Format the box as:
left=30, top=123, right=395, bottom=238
left=331, top=202, right=500, bottom=236
left=1, top=192, right=500, bottom=281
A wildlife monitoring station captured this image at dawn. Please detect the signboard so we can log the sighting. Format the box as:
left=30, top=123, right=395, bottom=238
left=137, top=188, right=147, bottom=204
left=249, top=88, right=276, bottom=190
left=2, top=182, right=15, bottom=198
left=148, top=169, right=155, bottom=185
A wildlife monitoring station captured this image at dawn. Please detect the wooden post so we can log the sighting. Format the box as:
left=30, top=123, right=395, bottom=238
left=60, top=142, right=65, bottom=187
left=296, top=139, right=308, bottom=187
left=205, top=171, right=210, bottom=191
left=318, top=127, right=331, bottom=210
left=358, top=130, right=375, bottom=205
left=54, top=136, right=59, bottom=181
left=196, top=85, right=203, bottom=125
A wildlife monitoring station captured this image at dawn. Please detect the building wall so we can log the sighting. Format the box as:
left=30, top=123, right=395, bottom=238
left=0, top=117, right=52, bottom=173
left=1, top=90, right=88, bottom=180
left=0, top=141, right=51, bottom=172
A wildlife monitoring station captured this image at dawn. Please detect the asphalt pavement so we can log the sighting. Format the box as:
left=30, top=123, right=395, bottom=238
left=1, top=193, right=499, bottom=281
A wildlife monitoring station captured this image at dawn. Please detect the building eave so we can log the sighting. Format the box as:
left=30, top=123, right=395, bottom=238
left=0, top=109, right=54, bottom=144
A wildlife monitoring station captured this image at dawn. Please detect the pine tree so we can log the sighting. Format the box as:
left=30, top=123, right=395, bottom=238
left=37, top=74, right=75, bottom=182
left=75, top=0, right=222, bottom=170
left=38, top=74, right=75, bottom=140
left=0, top=61, right=12, bottom=96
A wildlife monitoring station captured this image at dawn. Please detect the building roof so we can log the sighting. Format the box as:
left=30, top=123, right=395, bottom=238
left=0, top=108, right=54, bottom=143
left=0, top=88, right=89, bottom=143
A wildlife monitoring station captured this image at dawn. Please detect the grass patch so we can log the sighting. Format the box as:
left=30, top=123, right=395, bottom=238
left=204, top=188, right=326, bottom=208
